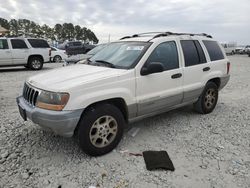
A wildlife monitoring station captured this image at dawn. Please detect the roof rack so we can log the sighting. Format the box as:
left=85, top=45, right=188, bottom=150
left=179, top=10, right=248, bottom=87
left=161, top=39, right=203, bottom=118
left=120, top=32, right=165, bottom=40
left=120, top=31, right=212, bottom=41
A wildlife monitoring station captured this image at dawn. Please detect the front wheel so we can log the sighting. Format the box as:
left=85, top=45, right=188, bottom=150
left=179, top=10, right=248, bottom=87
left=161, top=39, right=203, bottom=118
left=77, top=103, right=125, bottom=156
left=193, top=82, right=218, bottom=114
left=28, top=57, right=43, bottom=70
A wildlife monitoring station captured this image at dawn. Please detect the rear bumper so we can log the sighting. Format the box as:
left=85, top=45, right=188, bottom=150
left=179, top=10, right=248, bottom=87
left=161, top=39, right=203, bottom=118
left=219, top=75, right=230, bottom=90
left=16, top=96, right=83, bottom=137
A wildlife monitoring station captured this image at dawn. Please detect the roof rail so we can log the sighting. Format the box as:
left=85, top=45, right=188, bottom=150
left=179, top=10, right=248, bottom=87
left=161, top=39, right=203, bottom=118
left=120, top=31, right=212, bottom=41
left=120, top=32, right=165, bottom=40
left=151, top=32, right=212, bottom=40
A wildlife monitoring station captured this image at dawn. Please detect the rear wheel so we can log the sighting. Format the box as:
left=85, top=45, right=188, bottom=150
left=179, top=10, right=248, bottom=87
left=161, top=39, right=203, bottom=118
left=77, top=103, right=125, bottom=156
left=28, top=57, right=43, bottom=70
left=193, top=82, right=218, bottom=114
left=53, top=55, right=62, bottom=63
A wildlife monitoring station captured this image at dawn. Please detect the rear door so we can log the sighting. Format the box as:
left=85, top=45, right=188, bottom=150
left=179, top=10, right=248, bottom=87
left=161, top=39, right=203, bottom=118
left=202, top=40, right=228, bottom=76
left=10, top=39, right=29, bottom=65
left=0, top=39, right=12, bottom=65
left=136, top=41, right=183, bottom=116
left=27, top=39, right=50, bottom=62
left=180, top=40, right=208, bottom=103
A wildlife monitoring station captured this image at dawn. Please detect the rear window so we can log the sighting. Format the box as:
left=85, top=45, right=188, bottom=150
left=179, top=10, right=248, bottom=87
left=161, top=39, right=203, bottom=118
left=28, top=39, right=50, bottom=48
left=73, top=42, right=82, bottom=46
left=203, top=40, right=224, bottom=61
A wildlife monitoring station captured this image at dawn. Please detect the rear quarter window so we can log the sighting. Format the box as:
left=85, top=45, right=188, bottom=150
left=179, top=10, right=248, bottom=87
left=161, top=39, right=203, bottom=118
left=28, top=39, right=50, bottom=48
left=203, top=40, right=225, bottom=61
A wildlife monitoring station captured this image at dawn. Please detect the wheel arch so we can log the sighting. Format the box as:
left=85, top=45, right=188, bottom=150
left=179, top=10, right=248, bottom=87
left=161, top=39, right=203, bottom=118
left=28, top=55, right=44, bottom=64
left=207, top=77, right=221, bottom=88
left=53, top=54, right=62, bottom=58
left=74, top=97, right=129, bottom=136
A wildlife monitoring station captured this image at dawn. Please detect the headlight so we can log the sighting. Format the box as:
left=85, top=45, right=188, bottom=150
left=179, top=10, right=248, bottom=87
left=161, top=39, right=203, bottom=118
left=36, top=91, right=69, bottom=111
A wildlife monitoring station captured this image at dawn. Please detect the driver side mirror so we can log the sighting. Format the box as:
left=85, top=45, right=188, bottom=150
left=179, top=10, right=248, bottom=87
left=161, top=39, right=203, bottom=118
left=141, top=62, right=164, bottom=76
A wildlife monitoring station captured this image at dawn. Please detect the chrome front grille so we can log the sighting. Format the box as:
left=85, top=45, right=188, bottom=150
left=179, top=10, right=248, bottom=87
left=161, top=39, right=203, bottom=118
left=23, top=83, right=39, bottom=106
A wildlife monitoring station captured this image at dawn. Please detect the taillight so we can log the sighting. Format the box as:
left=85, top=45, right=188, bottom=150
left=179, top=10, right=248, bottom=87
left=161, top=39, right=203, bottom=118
left=227, top=62, right=230, bottom=74
left=49, top=48, right=51, bottom=56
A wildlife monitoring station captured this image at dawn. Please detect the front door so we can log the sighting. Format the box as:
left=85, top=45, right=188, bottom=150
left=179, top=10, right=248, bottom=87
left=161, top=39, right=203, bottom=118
left=136, top=41, right=183, bottom=116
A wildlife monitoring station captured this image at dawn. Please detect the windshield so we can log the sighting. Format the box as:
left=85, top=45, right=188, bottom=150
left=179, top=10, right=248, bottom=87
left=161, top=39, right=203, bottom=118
left=89, top=42, right=150, bottom=69
left=87, top=44, right=107, bottom=55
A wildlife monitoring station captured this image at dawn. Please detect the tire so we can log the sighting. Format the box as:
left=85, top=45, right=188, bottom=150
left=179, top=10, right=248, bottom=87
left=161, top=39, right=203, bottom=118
left=28, top=57, right=43, bottom=70
left=193, top=82, right=218, bottom=114
left=77, top=103, right=125, bottom=156
left=53, top=55, right=62, bottom=63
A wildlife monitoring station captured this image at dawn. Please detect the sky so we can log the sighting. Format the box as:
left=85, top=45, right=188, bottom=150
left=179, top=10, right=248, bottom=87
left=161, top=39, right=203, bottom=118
left=0, top=0, right=249, bottom=44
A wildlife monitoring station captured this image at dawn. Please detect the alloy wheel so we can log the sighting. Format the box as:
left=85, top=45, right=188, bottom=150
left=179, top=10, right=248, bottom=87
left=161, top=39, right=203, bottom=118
left=89, top=115, right=118, bottom=148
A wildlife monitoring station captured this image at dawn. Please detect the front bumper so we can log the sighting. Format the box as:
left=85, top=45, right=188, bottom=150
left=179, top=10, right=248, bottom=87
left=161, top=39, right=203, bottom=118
left=16, top=96, right=83, bottom=137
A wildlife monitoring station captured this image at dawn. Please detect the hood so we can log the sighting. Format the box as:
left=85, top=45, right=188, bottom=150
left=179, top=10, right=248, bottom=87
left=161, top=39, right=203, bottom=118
left=27, top=64, right=127, bottom=91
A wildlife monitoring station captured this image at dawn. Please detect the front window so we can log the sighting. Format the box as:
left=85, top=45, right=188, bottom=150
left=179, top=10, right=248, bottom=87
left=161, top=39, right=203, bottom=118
left=145, top=41, right=179, bottom=71
left=0, top=39, right=9, bottom=49
left=89, top=42, right=151, bottom=69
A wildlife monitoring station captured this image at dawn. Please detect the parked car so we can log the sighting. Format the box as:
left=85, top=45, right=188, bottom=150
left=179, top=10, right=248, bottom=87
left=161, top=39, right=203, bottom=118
left=0, top=37, right=50, bottom=70
left=50, top=47, right=67, bottom=63
left=235, top=47, right=244, bottom=54
left=58, top=41, right=95, bottom=55
left=239, top=45, right=250, bottom=54
left=17, top=32, right=230, bottom=156
left=64, top=43, right=107, bottom=66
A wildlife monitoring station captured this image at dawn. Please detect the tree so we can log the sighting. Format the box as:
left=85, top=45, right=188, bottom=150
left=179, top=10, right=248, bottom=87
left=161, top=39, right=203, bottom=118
left=9, top=19, right=19, bottom=36
left=74, top=25, right=82, bottom=40
left=81, top=27, right=88, bottom=42
left=0, top=17, right=10, bottom=29
left=54, top=24, right=63, bottom=40
left=62, top=23, right=75, bottom=40
left=1, top=17, right=99, bottom=43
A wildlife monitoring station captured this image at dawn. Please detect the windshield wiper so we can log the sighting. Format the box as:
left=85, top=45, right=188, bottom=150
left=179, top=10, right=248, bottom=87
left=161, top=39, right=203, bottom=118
left=95, top=60, right=116, bottom=68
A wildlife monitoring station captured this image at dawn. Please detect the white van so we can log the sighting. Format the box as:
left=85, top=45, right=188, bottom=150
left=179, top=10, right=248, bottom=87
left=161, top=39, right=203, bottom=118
left=221, top=42, right=237, bottom=55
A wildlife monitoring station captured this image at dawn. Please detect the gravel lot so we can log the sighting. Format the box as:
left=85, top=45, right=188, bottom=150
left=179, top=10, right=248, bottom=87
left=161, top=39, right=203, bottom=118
left=0, top=55, right=250, bottom=188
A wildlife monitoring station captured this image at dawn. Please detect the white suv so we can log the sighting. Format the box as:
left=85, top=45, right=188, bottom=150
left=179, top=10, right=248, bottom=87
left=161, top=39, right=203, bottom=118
left=17, top=32, right=230, bottom=156
left=0, top=37, right=50, bottom=70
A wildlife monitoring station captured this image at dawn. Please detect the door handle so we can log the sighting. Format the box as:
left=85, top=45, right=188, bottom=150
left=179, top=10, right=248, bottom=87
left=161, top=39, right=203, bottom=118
left=203, top=67, right=210, bottom=72
left=171, top=73, right=182, bottom=79
left=5, top=51, right=11, bottom=53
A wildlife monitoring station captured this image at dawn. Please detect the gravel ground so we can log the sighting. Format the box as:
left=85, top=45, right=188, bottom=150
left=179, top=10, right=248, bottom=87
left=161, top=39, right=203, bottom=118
left=0, top=55, right=250, bottom=188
